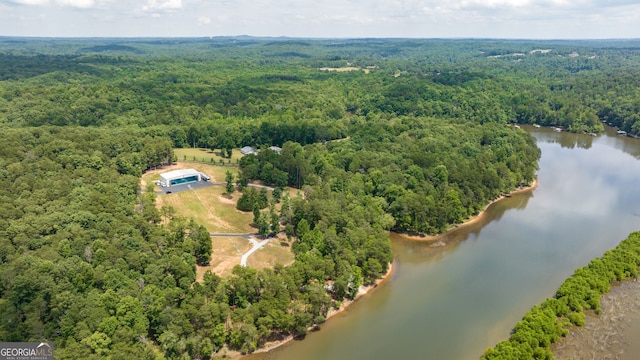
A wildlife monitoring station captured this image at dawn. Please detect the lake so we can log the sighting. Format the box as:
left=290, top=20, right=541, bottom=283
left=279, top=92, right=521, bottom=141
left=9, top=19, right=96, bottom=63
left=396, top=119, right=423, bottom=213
left=247, top=126, right=640, bottom=360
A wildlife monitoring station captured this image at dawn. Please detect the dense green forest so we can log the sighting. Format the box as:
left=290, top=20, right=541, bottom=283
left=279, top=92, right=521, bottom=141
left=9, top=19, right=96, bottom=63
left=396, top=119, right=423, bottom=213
left=2, top=37, right=640, bottom=136
left=1, top=38, right=640, bottom=359
left=238, top=118, right=538, bottom=234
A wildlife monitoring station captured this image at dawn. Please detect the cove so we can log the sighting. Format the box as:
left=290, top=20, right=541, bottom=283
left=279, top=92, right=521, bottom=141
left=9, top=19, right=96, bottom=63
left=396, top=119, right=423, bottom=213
left=246, top=126, right=640, bottom=360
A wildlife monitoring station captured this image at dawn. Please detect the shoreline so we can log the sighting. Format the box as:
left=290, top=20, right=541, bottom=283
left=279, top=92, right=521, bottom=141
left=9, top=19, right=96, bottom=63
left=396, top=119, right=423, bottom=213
left=326, top=261, right=394, bottom=321
left=552, top=279, right=640, bottom=359
left=248, top=261, right=395, bottom=356
left=239, top=179, right=536, bottom=358
left=394, top=178, right=538, bottom=242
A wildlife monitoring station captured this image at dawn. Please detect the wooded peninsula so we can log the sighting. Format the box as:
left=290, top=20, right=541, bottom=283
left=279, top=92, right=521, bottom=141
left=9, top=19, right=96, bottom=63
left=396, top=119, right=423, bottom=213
left=1, top=37, right=639, bottom=359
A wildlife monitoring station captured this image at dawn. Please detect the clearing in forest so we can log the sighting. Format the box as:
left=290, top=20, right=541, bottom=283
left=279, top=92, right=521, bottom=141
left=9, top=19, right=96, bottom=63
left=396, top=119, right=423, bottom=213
left=141, top=161, right=294, bottom=279
left=142, top=162, right=239, bottom=189
left=318, top=66, right=372, bottom=74
left=174, top=147, right=244, bottom=166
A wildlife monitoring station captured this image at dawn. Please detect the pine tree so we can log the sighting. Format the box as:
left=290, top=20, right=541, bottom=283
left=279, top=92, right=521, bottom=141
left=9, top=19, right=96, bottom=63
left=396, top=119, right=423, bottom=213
left=225, top=170, right=234, bottom=194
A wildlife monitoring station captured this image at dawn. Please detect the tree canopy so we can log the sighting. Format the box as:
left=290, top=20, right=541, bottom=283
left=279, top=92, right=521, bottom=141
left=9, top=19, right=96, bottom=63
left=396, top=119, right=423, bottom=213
left=1, top=37, right=640, bottom=359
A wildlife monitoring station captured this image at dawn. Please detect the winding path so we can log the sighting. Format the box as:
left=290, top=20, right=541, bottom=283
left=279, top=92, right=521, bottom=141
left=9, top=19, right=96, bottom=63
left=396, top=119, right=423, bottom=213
left=240, top=237, right=271, bottom=267
left=209, top=232, right=271, bottom=267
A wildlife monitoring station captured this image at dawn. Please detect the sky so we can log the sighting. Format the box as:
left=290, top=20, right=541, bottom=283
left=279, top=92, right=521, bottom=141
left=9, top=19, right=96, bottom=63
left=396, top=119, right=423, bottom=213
left=0, top=0, right=639, bottom=39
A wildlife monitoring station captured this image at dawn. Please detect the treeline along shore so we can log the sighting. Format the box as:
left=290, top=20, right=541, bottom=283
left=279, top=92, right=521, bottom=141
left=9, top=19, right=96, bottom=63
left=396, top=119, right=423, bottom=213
left=395, top=179, right=538, bottom=243
left=482, top=231, right=640, bottom=360
left=2, top=37, right=640, bottom=359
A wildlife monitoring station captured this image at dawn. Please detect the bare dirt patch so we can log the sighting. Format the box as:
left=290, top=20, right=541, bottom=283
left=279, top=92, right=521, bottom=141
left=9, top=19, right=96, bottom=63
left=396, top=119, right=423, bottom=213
left=218, top=194, right=237, bottom=205
left=196, top=236, right=254, bottom=280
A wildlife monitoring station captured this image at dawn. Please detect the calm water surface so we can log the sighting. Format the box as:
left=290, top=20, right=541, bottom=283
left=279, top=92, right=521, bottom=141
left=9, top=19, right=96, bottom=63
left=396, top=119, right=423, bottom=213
left=248, top=126, right=640, bottom=360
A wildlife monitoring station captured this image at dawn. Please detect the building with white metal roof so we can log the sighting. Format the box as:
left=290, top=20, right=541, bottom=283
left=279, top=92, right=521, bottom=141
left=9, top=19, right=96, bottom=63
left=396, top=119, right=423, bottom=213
left=159, top=169, right=205, bottom=187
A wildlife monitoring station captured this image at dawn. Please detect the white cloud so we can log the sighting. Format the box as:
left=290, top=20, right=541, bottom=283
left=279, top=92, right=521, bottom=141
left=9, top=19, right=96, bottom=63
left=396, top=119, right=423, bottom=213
left=56, top=0, right=94, bottom=8
left=1, top=0, right=640, bottom=37
left=5, top=0, right=49, bottom=5
left=143, top=0, right=182, bottom=11
left=1, top=0, right=110, bottom=8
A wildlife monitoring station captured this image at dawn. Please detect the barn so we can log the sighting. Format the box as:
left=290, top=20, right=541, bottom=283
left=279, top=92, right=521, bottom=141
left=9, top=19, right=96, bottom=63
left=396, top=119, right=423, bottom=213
left=159, top=169, right=207, bottom=187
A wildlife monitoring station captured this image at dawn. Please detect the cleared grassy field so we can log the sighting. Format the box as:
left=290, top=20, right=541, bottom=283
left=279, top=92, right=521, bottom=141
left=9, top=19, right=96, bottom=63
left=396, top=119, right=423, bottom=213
left=246, top=238, right=294, bottom=270
left=174, top=147, right=244, bottom=166
left=142, top=163, right=249, bottom=233
left=141, top=162, right=295, bottom=278
left=157, top=185, right=253, bottom=233
left=196, top=236, right=252, bottom=280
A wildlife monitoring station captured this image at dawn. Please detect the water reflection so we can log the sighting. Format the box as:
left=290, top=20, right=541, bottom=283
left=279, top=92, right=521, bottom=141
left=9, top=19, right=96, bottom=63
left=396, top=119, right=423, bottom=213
left=530, top=124, right=640, bottom=159
left=602, top=126, right=640, bottom=159
left=523, top=126, right=596, bottom=150
left=391, top=189, right=534, bottom=265
left=248, top=127, right=640, bottom=360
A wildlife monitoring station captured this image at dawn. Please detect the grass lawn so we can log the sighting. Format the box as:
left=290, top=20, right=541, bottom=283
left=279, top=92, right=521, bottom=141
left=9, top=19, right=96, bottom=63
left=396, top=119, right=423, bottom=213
left=196, top=236, right=253, bottom=280
left=174, top=147, right=244, bottom=166
left=141, top=162, right=296, bottom=278
left=157, top=185, right=254, bottom=233
left=246, top=238, right=295, bottom=270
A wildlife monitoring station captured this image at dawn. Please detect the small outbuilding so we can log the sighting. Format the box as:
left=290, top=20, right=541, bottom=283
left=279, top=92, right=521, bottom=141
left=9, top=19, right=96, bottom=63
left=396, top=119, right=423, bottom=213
left=268, top=146, right=282, bottom=154
left=241, top=146, right=258, bottom=155
left=159, top=169, right=205, bottom=187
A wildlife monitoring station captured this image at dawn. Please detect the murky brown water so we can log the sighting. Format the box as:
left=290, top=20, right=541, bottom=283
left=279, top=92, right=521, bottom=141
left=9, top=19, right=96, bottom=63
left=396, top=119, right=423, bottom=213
left=553, top=280, right=640, bottom=360
left=247, top=126, right=640, bottom=360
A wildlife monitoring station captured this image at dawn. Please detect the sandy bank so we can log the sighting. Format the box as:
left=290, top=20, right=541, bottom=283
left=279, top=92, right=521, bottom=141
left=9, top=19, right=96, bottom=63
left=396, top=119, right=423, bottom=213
left=326, top=261, right=394, bottom=320
left=395, top=178, right=538, bottom=243
left=231, top=180, right=536, bottom=358
left=248, top=262, right=395, bottom=356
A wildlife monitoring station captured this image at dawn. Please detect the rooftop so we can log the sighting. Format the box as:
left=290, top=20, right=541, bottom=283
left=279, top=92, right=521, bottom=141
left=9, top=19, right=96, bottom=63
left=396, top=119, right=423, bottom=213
left=241, top=146, right=258, bottom=155
left=160, top=168, right=201, bottom=179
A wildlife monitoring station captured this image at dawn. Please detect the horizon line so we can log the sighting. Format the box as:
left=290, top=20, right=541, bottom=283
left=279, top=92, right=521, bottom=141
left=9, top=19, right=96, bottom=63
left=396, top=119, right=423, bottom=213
left=1, top=35, right=640, bottom=42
